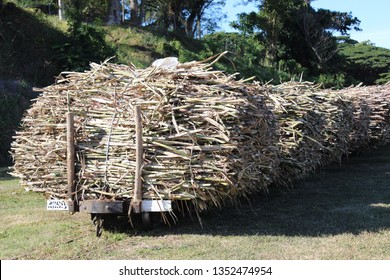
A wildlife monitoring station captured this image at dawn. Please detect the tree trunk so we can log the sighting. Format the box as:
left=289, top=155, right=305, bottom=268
left=129, top=0, right=139, bottom=26
left=170, top=1, right=182, bottom=34
left=58, top=0, right=65, bottom=21
left=121, top=0, right=125, bottom=23
left=138, top=0, right=145, bottom=26
left=196, top=17, right=201, bottom=38
left=265, top=16, right=278, bottom=66
left=184, top=11, right=197, bottom=38
left=107, top=0, right=122, bottom=25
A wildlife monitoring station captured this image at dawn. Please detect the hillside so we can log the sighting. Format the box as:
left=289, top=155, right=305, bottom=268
left=0, top=3, right=297, bottom=87
left=0, top=3, right=68, bottom=86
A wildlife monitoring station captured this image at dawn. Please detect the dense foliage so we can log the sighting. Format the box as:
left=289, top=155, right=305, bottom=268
left=231, top=0, right=362, bottom=82
left=53, top=0, right=114, bottom=71
left=339, top=39, right=390, bottom=85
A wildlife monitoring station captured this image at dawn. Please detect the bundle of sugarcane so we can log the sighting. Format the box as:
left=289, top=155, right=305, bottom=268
left=339, top=84, right=390, bottom=151
left=10, top=54, right=390, bottom=217
left=262, top=82, right=355, bottom=185
left=11, top=55, right=281, bottom=213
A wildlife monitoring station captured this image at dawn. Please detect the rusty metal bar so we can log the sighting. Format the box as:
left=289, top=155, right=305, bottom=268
left=132, top=105, right=143, bottom=213
left=79, top=200, right=124, bottom=214
left=66, top=112, right=76, bottom=211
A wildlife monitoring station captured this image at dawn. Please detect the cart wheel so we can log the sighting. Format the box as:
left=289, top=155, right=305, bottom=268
left=142, top=212, right=153, bottom=230
left=92, top=215, right=104, bottom=237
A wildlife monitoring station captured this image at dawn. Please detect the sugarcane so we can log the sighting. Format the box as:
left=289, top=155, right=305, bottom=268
left=10, top=56, right=390, bottom=218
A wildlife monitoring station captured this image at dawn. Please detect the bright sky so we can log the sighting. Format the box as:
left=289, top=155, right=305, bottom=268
left=219, top=0, right=390, bottom=49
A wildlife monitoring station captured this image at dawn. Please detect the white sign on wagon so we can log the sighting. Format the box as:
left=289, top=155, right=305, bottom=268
left=141, top=200, right=172, bottom=212
left=47, top=199, right=69, bottom=211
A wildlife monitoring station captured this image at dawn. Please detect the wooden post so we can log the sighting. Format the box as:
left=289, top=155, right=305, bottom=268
left=132, top=105, right=143, bottom=213
left=66, top=112, right=76, bottom=211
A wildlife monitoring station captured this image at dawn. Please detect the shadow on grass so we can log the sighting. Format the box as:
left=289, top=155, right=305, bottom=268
left=0, top=167, right=14, bottom=180
left=103, top=145, right=390, bottom=237
left=191, top=145, right=390, bottom=237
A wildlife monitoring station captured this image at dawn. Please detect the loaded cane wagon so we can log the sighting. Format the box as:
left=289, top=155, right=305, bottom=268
left=13, top=54, right=276, bottom=236
left=11, top=55, right=390, bottom=236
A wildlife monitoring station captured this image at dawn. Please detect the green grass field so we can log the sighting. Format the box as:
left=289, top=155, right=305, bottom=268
left=1, top=145, right=390, bottom=260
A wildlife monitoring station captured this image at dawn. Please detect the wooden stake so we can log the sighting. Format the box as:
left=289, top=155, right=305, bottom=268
left=66, top=112, right=75, bottom=208
left=132, top=105, right=143, bottom=213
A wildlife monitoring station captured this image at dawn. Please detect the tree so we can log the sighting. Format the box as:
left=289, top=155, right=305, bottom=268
left=296, top=4, right=361, bottom=70
left=60, top=0, right=111, bottom=23
left=231, top=0, right=306, bottom=65
left=107, top=0, right=121, bottom=25
left=129, top=0, right=140, bottom=25
left=129, top=0, right=224, bottom=38
left=53, top=0, right=113, bottom=71
left=231, top=0, right=361, bottom=73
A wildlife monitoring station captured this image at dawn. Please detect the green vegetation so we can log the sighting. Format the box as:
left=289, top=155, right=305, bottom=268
left=339, top=39, right=390, bottom=85
left=1, top=144, right=390, bottom=259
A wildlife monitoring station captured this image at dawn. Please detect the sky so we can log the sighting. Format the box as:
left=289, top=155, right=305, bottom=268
left=219, top=0, right=390, bottom=49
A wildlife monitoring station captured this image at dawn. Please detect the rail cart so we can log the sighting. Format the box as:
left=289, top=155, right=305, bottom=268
left=46, top=108, right=173, bottom=237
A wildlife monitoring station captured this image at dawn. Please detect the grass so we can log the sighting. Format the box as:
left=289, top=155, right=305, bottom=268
left=104, top=26, right=162, bottom=68
left=1, top=145, right=390, bottom=260
left=104, top=25, right=204, bottom=69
